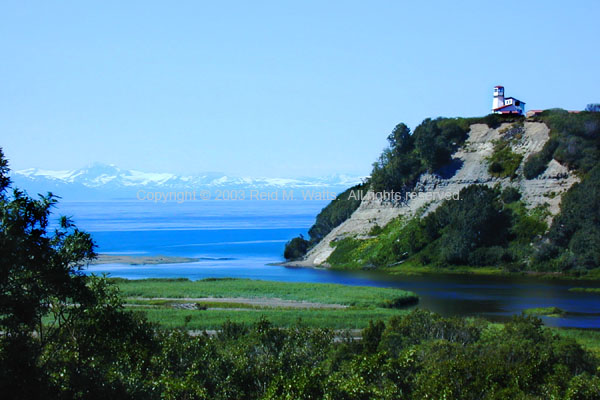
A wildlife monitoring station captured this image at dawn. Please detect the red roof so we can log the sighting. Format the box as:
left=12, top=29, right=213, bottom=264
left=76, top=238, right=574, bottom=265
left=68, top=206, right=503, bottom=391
left=494, top=85, right=504, bottom=88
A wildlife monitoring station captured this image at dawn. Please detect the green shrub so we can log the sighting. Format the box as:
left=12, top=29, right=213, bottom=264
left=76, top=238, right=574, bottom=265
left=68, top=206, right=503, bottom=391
left=283, top=235, right=311, bottom=260
left=368, top=224, right=383, bottom=236
left=487, top=139, right=523, bottom=178
left=501, top=186, right=522, bottom=203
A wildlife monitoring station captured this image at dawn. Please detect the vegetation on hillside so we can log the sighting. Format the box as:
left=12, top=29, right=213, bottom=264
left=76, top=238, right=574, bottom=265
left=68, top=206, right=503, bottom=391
left=328, top=185, right=548, bottom=270
left=522, top=110, right=600, bottom=273
left=308, top=184, right=367, bottom=242
left=283, top=234, right=310, bottom=260
left=524, top=109, right=600, bottom=178
left=487, top=122, right=526, bottom=178
left=370, top=118, right=471, bottom=193
left=535, top=164, right=600, bottom=272
left=284, top=114, right=524, bottom=261
left=370, top=114, right=524, bottom=194
left=284, top=183, right=366, bottom=260
left=298, top=110, right=600, bottom=275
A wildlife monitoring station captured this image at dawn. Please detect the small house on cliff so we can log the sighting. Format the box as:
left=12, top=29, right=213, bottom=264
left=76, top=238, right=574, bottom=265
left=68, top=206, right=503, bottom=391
left=492, top=86, right=525, bottom=115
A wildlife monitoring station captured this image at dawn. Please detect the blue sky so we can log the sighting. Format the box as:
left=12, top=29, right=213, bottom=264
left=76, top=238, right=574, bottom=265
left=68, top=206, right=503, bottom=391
left=1, top=1, right=599, bottom=177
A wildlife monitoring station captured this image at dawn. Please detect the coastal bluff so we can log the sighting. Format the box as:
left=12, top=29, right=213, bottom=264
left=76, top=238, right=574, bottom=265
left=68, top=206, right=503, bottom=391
left=291, top=121, right=579, bottom=268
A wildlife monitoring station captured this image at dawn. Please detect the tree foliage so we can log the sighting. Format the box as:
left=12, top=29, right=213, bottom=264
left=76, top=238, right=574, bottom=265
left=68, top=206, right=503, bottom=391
left=532, top=109, right=600, bottom=173
left=283, top=235, right=310, bottom=260
left=370, top=118, right=471, bottom=193
left=0, top=148, right=157, bottom=399
left=149, top=311, right=599, bottom=399
left=535, top=164, right=600, bottom=271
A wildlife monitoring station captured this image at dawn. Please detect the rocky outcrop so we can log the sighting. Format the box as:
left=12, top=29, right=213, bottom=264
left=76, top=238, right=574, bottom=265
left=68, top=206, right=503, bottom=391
left=294, top=121, right=579, bottom=267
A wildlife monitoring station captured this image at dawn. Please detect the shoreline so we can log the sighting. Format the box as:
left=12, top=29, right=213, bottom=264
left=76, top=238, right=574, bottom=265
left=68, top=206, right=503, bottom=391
left=278, top=260, right=600, bottom=282
left=90, top=254, right=200, bottom=265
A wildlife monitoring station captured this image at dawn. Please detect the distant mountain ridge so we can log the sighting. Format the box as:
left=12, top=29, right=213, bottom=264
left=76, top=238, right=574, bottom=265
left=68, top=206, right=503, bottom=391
left=10, top=163, right=365, bottom=200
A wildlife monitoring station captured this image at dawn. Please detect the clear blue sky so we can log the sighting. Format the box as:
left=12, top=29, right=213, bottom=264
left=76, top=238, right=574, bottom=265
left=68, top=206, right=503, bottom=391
left=1, top=1, right=599, bottom=177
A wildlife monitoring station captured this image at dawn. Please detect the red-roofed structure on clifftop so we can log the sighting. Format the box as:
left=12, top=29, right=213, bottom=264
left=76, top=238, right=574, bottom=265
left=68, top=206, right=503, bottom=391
left=492, top=86, right=525, bottom=115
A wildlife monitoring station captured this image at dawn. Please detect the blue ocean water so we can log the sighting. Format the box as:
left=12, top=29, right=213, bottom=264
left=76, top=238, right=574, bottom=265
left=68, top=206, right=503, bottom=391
left=54, top=200, right=600, bottom=328
left=56, top=199, right=325, bottom=265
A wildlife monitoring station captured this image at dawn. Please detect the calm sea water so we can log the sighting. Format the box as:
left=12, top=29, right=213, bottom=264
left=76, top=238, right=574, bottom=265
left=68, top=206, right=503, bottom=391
left=56, top=200, right=600, bottom=329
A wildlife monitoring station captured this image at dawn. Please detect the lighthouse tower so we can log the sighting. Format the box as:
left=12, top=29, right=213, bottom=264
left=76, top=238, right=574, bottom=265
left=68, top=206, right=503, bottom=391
left=492, top=86, right=505, bottom=110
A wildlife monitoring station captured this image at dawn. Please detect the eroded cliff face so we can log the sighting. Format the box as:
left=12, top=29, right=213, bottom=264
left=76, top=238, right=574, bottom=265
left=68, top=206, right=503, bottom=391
left=296, top=122, right=579, bottom=267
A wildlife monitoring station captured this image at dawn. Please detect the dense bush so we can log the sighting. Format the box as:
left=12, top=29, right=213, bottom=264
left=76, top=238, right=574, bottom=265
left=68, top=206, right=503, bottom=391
left=283, top=235, right=310, bottom=260
left=0, top=148, right=158, bottom=399
left=130, top=310, right=598, bottom=400
left=487, top=139, right=523, bottom=178
left=536, top=165, right=600, bottom=270
left=416, top=118, right=471, bottom=171
left=328, top=185, right=549, bottom=269
left=501, top=186, right=521, bottom=203
left=474, top=113, right=524, bottom=129
left=30, top=308, right=587, bottom=400
left=426, top=185, right=512, bottom=264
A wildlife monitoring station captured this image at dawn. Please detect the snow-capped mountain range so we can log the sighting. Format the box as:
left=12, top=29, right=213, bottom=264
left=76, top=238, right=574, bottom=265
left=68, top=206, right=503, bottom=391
left=10, top=163, right=365, bottom=200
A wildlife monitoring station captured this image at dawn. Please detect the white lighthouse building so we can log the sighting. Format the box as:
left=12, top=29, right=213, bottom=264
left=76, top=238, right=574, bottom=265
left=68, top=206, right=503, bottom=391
left=492, top=86, right=525, bottom=115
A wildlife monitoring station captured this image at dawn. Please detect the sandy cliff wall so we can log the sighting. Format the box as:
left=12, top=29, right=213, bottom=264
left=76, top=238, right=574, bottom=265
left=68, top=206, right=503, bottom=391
left=297, top=122, right=579, bottom=267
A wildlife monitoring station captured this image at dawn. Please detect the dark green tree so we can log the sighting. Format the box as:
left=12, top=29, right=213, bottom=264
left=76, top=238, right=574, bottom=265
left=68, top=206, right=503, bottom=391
left=0, top=148, right=156, bottom=399
left=283, top=235, right=310, bottom=260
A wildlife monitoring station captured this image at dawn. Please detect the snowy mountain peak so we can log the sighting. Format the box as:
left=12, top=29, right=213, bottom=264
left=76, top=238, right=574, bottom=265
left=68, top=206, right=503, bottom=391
left=11, top=163, right=366, bottom=199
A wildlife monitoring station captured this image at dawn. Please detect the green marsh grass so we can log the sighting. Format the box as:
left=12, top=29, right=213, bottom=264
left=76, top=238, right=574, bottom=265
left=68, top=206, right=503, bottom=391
left=116, top=278, right=418, bottom=308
